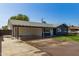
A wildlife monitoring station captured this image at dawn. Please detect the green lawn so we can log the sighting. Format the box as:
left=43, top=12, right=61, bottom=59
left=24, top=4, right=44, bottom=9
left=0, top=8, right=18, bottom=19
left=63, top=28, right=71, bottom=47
left=53, top=35, right=79, bottom=42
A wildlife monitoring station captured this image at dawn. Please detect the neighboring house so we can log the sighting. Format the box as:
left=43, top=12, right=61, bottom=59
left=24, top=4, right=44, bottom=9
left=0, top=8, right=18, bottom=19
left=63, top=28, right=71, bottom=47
left=8, top=20, right=69, bottom=40
left=68, top=26, right=79, bottom=34
left=54, top=24, right=68, bottom=36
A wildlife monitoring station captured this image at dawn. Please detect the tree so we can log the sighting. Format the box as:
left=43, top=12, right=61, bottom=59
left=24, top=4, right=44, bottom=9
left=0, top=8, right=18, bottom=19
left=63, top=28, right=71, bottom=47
left=9, top=14, right=29, bottom=21
left=10, top=16, right=16, bottom=20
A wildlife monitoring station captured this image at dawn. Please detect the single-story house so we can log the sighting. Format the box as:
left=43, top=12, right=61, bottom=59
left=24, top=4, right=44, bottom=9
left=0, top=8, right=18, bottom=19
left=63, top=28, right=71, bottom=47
left=8, top=20, right=68, bottom=40
left=55, top=24, right=68, bottom=36
left=68, top=26, right=79, bottom=34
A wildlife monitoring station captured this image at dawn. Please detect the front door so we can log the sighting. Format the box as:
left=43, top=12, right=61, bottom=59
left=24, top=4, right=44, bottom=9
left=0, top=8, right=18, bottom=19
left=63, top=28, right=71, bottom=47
left=53, top=28, right=56, bottom=35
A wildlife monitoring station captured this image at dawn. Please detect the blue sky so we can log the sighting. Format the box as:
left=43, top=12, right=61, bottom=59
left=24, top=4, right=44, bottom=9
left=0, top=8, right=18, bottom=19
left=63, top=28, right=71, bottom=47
left=0, top=3, right=79, bottom=28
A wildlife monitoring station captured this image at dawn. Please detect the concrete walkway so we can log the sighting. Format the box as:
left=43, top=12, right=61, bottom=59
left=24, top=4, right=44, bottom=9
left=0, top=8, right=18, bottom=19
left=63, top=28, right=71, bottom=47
left=2, top=37, right=48, bottom=56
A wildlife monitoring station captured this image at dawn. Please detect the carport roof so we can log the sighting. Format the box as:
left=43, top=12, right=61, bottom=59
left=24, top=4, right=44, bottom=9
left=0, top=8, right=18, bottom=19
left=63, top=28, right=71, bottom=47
left=8, top=20, right=58, bottom=28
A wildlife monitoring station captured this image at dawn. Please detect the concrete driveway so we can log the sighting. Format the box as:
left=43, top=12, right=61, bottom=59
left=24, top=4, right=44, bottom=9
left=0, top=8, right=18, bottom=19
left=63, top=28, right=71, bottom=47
left=2, top=36, right=79, bottom=56
left=2, top=36, right=48, bottom=56
left=26, top=38, right=79, bottom=56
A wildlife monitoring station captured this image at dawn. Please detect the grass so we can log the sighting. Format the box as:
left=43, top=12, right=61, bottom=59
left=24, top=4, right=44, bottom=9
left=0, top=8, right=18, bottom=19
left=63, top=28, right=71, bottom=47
left=53, top=34, right=79, bottom=42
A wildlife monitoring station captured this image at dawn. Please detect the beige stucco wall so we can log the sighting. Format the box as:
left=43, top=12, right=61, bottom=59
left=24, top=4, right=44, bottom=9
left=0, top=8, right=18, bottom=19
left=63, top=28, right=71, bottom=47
left=18, top=27, right=42, bottom=37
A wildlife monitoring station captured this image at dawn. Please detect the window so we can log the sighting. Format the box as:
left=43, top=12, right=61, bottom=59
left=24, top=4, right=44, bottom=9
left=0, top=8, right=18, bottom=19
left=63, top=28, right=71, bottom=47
left=44, top=28, right=50, bottom=33
left=57, top=28, right=61, bottom=32
left=64, top=28, right=67, bottom=32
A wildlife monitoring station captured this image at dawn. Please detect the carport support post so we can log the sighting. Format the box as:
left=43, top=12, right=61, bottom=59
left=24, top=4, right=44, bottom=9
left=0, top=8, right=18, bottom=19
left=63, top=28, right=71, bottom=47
left=12, top=26, right=19, bottom=39
left=12, top=26, right=14, bottom=37
left=16, top=26, right=19, bottom=39
left=12, top=26, right=16, bottom=39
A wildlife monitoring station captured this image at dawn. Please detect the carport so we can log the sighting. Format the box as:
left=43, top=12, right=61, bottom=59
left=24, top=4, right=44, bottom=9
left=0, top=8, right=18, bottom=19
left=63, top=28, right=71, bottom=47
left=12, top=25, right=53, bottom=40
left=8, top=20, right=55, bottom=40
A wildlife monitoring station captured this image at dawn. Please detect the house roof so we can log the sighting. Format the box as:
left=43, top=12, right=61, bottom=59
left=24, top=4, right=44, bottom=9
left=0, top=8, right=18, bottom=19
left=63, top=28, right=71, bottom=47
left=68, top=26, right=79, bottom=30
left=57, top=24, right=68, bottom=27
left=8, top=20, right=58, bottom=28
